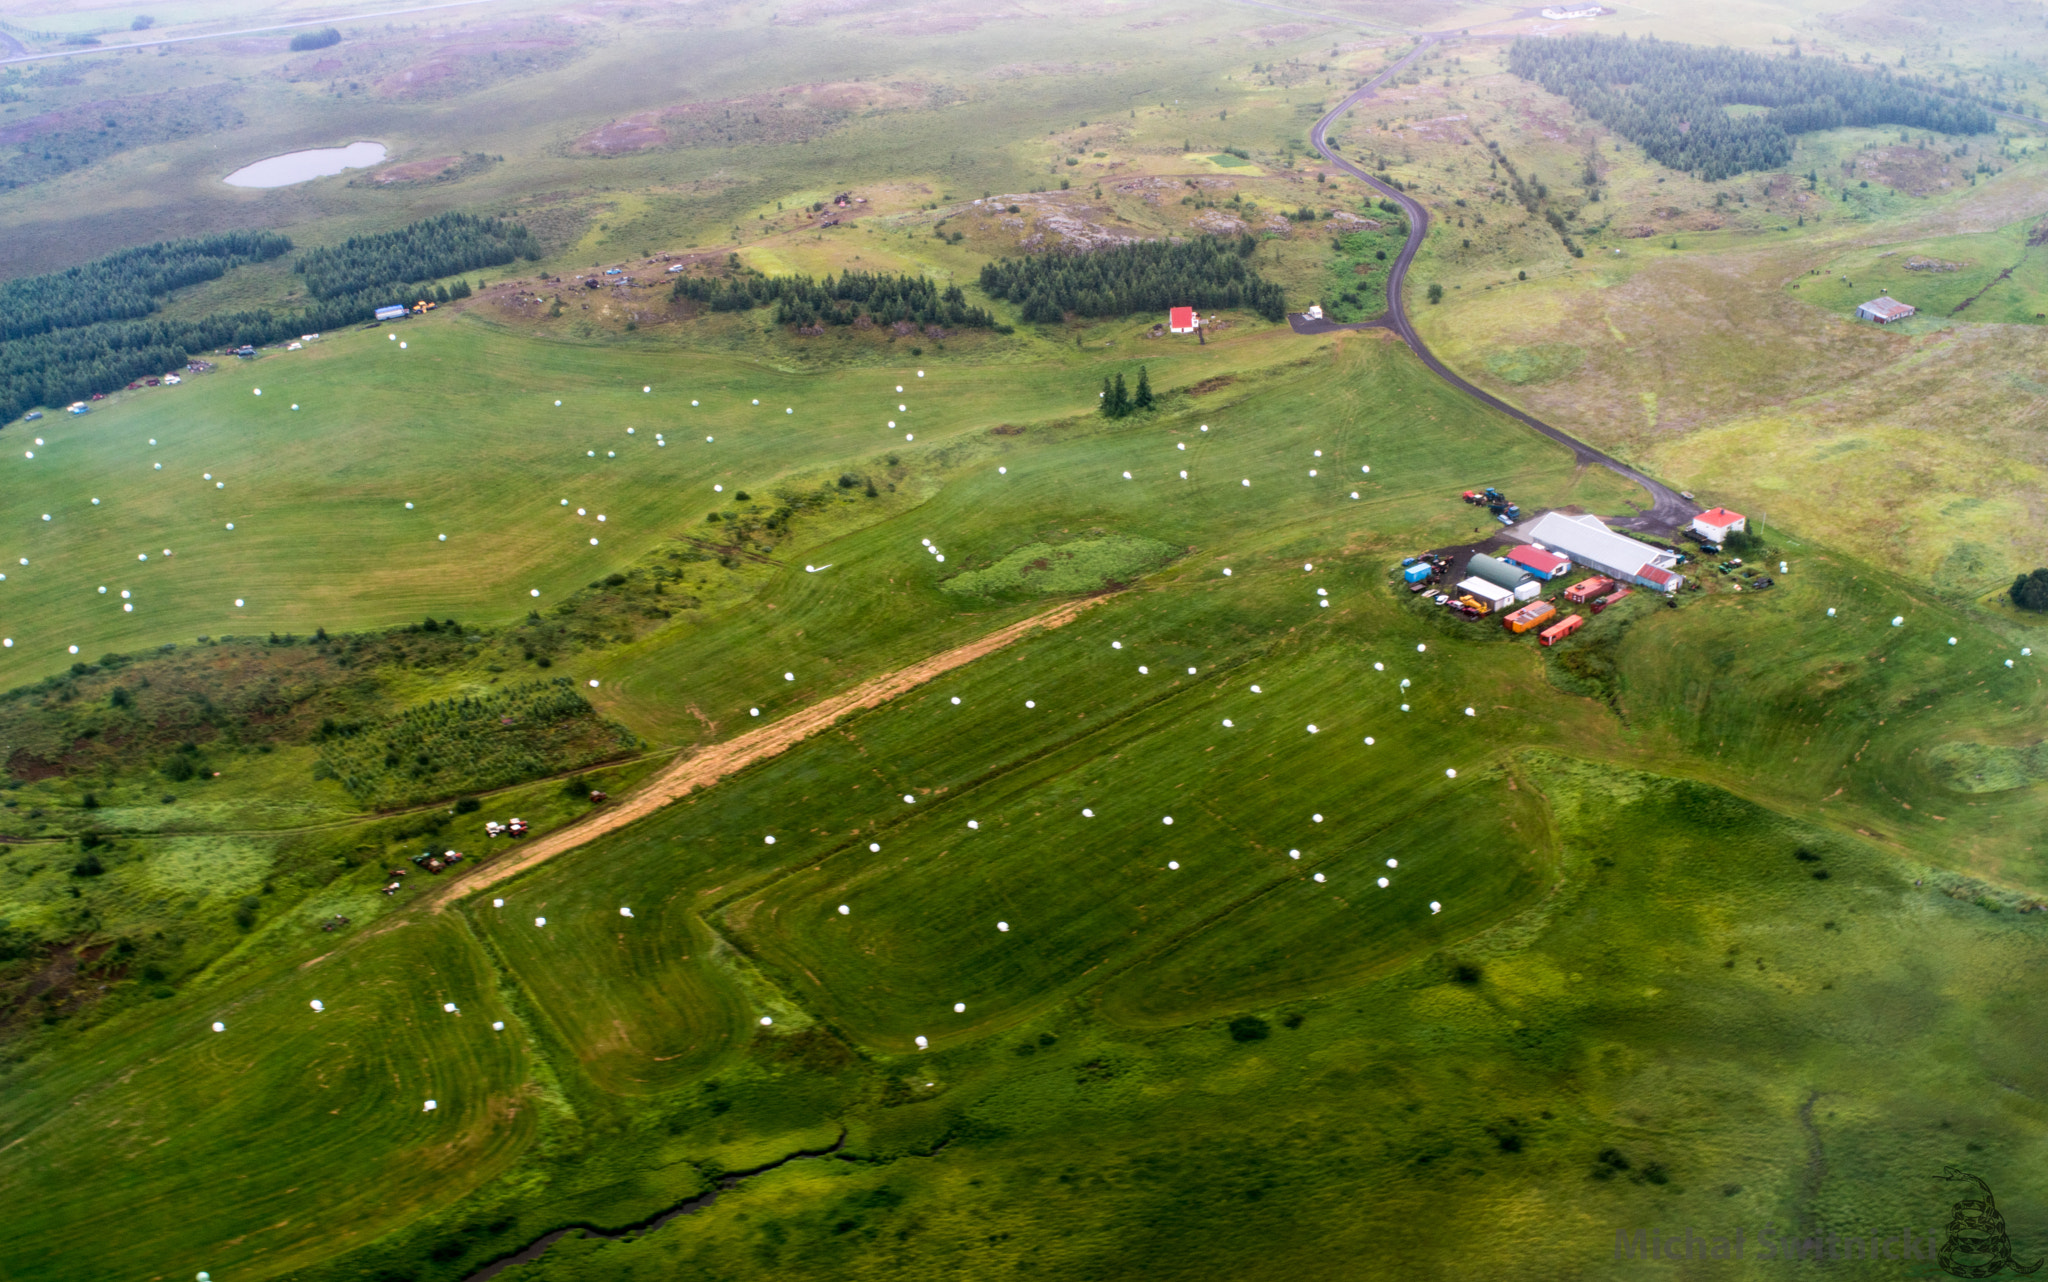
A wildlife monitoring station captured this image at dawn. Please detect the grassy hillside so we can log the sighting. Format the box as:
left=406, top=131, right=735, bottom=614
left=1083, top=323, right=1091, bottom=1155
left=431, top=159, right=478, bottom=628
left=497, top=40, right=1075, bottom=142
left=7, top=2, right=2048, bottom=1277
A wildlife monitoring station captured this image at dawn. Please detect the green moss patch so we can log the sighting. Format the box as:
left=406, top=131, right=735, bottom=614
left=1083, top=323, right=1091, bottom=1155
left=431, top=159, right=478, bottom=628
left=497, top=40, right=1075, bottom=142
left=1925, top=739, right=2048, bottom=793
left=1483, top=343, right=1585, bottom=386
left=941, top=536, right=1177, bottom=598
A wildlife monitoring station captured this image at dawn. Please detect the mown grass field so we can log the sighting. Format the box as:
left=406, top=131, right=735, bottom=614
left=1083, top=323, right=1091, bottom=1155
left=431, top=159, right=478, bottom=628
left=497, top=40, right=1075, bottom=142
left=9, top=2, right=2048, bottom=1278
left=2, top=300, right=2046, bottom=1279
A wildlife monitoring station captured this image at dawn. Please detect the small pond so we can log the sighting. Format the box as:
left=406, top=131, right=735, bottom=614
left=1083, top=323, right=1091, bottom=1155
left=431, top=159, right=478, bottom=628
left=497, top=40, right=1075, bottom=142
left=223, top=141, right=386, bottom=188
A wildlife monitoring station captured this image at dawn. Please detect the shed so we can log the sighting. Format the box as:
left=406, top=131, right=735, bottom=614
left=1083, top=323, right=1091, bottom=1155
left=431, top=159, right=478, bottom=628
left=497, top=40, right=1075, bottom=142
left=1504, top=545, right=1570, bottom=580
left=1856, top=296, right=1915, bottom=323
left=1465, top=552, right=1533, bottom=592
left=1690, top=507, right=1746, bottom=540
left=1455, top=577, right=1515, bottom=613
left=1168, top=306, right=1197, bottom=334
left=374, top=305, right=408, bottom=321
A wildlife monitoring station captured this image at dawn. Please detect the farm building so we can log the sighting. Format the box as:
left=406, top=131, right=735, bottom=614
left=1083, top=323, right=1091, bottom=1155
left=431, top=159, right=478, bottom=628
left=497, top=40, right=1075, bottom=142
left=1455, top=577, right=1516, bottom=614
left=1464, top=552, right=1534, bottom=592
left=1504, top=545, right=1570, bottom=580
left=1856, top=296, right=1915, bottom=323
left=1520, top=511, right=1686, bottom=592
left=1168, top=307, right=1197, bottom=334
left=1690, top=507, right=1746, bottom=541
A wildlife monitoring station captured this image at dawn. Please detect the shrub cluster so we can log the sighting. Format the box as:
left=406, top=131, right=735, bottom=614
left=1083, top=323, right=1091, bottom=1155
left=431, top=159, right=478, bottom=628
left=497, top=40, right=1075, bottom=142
left=978, top=236, right=1287, bottom=324
left=672, top=269, right=994, bottom=330
left=315, top=678, right=639, bottom=809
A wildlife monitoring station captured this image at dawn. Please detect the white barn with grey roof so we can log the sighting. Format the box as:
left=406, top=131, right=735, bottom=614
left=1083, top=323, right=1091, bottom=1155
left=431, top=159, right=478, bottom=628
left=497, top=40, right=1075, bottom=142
left=1519, top=511, right=1686, bottom=592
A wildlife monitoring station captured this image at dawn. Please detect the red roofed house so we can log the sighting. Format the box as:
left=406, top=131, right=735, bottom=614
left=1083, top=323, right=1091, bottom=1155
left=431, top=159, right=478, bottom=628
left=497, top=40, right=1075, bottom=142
left=1690, top=507, right=1746, bottom=542
left=1168, top=306, right=1197, bottom=334
left=1503, top=544, right=1570, bottom=581
left=1637, top=564, right=1681, bottom=592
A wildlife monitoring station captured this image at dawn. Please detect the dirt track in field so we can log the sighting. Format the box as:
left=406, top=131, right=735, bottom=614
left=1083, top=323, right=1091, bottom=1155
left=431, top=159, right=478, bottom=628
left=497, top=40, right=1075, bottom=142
left=430, top=594, right=1110, bottom=909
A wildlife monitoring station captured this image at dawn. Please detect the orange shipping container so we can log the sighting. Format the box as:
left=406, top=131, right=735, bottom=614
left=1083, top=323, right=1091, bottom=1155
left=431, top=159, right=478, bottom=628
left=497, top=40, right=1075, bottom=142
left=1539, top=614, right=1585, bottom=646
left=1504, top=600, right=1557, bottom=634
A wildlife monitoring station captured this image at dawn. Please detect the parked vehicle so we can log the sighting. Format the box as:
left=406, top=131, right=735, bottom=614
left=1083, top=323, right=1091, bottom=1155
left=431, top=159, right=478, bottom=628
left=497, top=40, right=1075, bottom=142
left=1539, top=614, right=1585, bottom=646
left=22, top=410, right=41, bottom=421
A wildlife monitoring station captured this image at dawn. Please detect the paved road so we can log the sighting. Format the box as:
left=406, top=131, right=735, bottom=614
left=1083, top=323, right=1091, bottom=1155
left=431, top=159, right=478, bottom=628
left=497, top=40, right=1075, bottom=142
left=1303, top=37, right=1700, bottom=534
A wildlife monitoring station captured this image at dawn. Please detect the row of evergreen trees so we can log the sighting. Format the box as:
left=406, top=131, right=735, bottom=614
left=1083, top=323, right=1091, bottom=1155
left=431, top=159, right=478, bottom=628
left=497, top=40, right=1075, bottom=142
left=1508, top=34, right=1995, bottom=181
left=0, top=230, right=292, bottom=342
left=977, top=236, right=1287, bottom=325
left=296, top=212, right=535, bottom=299
left=671, top=269, right=996, bottom=330
left=0, top=280, right=476, bottom=423
left=0, top=212, right=511, bottom=420
left=1099, top=368, right=1155, bottom=418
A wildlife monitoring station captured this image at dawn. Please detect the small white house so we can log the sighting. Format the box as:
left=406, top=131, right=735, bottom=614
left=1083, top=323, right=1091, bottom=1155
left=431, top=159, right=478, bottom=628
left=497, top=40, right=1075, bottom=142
left=1690, top=507, right=1746, bottom=541
left=1455, top=577, right=1516, bottom=613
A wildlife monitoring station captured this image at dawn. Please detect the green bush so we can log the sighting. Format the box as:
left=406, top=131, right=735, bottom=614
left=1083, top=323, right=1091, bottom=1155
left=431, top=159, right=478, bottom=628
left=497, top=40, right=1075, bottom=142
left=1228, top=1016, right=1270, bottom=1042
left=2010, top=568, right=2048, bottom=612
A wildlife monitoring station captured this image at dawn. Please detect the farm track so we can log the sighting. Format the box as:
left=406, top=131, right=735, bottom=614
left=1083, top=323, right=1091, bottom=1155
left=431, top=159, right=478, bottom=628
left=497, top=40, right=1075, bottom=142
left=425, top=593, right=1113, bottom=909
left=1307, top=35, right=1702, bottom=535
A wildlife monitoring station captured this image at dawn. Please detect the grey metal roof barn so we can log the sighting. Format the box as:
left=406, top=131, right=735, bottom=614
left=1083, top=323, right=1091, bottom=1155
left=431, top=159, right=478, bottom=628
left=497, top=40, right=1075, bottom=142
left=1856, top=296, right=1915, bottom=323
left=1465, top=552, right=1534, bottom=591
left=1519, top=512, right=1687, bottom=592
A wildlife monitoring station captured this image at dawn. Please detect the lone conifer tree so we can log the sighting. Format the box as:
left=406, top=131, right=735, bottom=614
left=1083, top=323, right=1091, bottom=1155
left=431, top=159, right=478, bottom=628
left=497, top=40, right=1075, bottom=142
left=1134, top=366, right=1155, bottom=411
left=1100, top=376, right=1115, bottom=417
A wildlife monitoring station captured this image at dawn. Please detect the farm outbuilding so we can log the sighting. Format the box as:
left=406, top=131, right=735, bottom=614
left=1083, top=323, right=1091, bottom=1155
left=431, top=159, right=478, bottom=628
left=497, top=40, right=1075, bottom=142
left=1169, top=307, right=1197, bottom=334
left=1455, top=577, right=1516, bottom=614
left=1504, top=545, right=1570, bottom=580
left=1464, top=552, right=1534, bottom=592
left=1690, top=507, right=1746, bottom=541
left=1856, top=296, right=1915, bottom=323
left=1519, top=512, right=1686, bottom=592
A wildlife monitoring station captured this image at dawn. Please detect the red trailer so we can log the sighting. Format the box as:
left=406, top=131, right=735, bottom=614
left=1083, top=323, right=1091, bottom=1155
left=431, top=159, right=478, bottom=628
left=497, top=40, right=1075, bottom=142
left=1564, top=576, right=1614, bottom=605
left=1591, top=587, right=1633, bottom=614
left=1539, top=614, right=1585, bottom=646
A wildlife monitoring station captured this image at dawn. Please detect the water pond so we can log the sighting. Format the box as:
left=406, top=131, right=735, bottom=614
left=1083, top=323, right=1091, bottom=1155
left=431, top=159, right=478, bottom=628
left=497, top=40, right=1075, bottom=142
left=223, top=141, right=386, bottom=188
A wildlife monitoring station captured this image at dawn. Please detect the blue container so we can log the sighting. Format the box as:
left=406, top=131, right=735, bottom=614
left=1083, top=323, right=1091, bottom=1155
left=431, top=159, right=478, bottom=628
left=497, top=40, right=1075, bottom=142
left=1402, top=563, right=1432, bottom=584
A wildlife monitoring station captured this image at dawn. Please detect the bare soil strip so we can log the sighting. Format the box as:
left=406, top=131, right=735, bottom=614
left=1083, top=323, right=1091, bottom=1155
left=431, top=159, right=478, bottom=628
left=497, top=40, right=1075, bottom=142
left=429, top=595, right=1109, bottom=909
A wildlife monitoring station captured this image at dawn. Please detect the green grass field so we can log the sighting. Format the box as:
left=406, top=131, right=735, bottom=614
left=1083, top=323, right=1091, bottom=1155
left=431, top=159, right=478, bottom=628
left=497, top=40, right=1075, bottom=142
left=9, top=1, right=2048, bottom=1277
left=2, top=300, right=2046, bottom=1279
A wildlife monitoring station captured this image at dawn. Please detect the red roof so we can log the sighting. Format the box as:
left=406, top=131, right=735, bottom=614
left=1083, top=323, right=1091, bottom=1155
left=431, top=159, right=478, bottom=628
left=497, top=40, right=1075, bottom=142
left=1694, top=507, right=1744, bottom=529
left=1638, top=565, right=1679, bottom=588
left=1169, top=306, right=1195, bottom=329
left=1506, top=545, right=1569, bottom=575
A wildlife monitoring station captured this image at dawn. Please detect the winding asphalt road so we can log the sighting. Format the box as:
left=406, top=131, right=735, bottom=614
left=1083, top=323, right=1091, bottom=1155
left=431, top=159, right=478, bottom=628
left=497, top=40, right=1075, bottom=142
left=1302, top=37, right=1700, bottom=533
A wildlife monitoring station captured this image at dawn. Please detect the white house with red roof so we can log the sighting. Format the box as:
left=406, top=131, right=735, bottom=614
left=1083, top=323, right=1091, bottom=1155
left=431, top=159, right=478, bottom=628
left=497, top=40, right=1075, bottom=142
left=1168, top=306, right=1197, bottom=334
left=1690, top=507, right=1746, bottom=541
